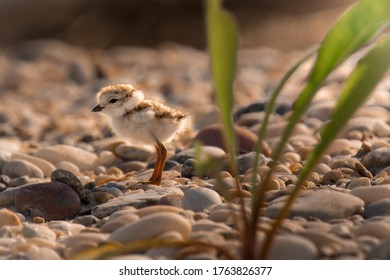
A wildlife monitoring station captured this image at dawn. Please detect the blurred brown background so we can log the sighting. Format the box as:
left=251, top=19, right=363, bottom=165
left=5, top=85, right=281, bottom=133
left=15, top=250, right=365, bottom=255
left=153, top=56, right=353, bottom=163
left=0, top=0, right=356, bottom=51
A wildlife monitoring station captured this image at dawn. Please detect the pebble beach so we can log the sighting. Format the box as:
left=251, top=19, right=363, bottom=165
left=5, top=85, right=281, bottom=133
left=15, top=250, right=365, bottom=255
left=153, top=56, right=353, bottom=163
left=0, top=40, right=389, bottom=260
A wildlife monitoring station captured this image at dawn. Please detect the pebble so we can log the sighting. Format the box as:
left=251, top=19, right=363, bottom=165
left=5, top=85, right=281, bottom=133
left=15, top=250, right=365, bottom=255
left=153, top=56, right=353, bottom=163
left=117, top=161, right=147, bottom=173
left=267, top=234, right=318, bottom=260
left=108, top=212, right=191, bottom=244
left=114, top=144, right=151, bottom=161
left=158, top=193, right=183, bottom=207
left=97, top=150, right=117, bottom=165
left=325, top=139, right=361, bottom=156
left=35, top=145, right=98, bottom=171
left=182, top=187, right=222, bottom=212
left=2, top=159, right=44, bottom=178
left=266, top=189, right=364, bottom=221
left=95, top=186, right=122, bottom=197
left=135, top=205, right=183, bottom=217
left=353, top=221, right=390, bottom=240
left=350, top=185, right=390, bottom=204
left=100, top=213, right=139, bottom=233
left=51, top=169, right=83, bottom=196
left=171, top=146, right=226, bottom=164
left=72, top=215, right=100, bottom=227
left=21, top=224, right=56, bottom=241
left=91, top=187, right=183, bottom=218
left=0, top=139, right=21, bottom=153
left=364, top=199, right=390, bottom=218
left=48, top=221, right=85, bottom=236
left=11, top=152, right=55, bottom=177
left=192, top=219, right=232, bottom=232
left=55, top=161, right=81, bottom=176
left=361, top=147, right=390, bottom=174
left=14, top=182, right=81, bottom=221
left=0, top=209, right=21, bottom=228
left=347, top=177, right=371, bottom=190
left=193, top=123, right=270, bottom=155
left=368, top=238, right=390, bottom=259
left=0, top=187, right=20, bottom=207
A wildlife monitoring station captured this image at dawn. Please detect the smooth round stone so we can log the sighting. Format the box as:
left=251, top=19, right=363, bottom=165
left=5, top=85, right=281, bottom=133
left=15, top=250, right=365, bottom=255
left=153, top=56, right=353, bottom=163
left=2, top=159, right=44, bottom=179
left=134, top=205, right=182, bottom=218
left=11, top=152, right=55, bottom=177
left=117, top=161, right=147, bottom=173
left=347, top=177, right=371, bottom=190
left=100, top=214, right=139, bottom=233
left=0, top=139, right=20, bottom=153
left=8, top=176, right=31, bottom=188
left=95, top=186, right=122, bottom=197
left=97, top=150, right=116, bottom=165
left=114, top=144, right=151, bottom=161
left=305, top=100, right=334, bottom=121
left=72, top=215, right=100, bottom=227
left=266, top=189, right=364, bottom=221
left=48, top=221, right=85, bottom=236
left=192, top=219, right=231, bottom=232
left=0, top=209, right=21, bottom=228
left=158, top=193, right=183, bottom=207
left=364, top=199, right=390, bottom=218
left=368, top=238, right=390, bottom=259
left=93, top=192, right=115, bottom=203
left=14, top=182, right=81, bottom=221
left=0, top=187, right=20, bottom=207
left=237, top=152, right=267, bottom=175
left=61, top=233, right=108, bottom=247
left=193, top=123, right=270, bottom=155
left=267, top=235, right=318, bottom=260
left=171, top=146, right=226, bottom=164
left=344, top=117, right=390, bottom=138
left=182, top=187, right=222, bottom=212
left=51, top=169, right=83, bottom=196
left=22, top=224, right=56, bottom=241
left=35, top=144, right=98, bottom=171
left=55, top=161, right=81, bottom=176
left=326, top=139, right=362, bottom=156
left=25, top=247, right=61, bottom=260
left=353, top=221, right=390, bottom=240
left=108, top=212, right=191, bottom=244
left=351, top=185, right=390, bottom=204
left=361, top=147, right=390, bottom=174
left=63, top=242, right=97, bottom=259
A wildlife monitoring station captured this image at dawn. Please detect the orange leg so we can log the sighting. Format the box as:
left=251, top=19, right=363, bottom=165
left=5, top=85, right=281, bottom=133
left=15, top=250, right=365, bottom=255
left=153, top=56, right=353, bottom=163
left=147, top=141, right=167, bottom=185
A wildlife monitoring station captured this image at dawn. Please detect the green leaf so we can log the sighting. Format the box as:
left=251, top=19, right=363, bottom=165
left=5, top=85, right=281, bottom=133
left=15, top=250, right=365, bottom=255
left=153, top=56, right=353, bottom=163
left=260, top=34, right=390, bottom=259
left=206, top=0, right=238, bottom=158
left=272, top=0, right=390, bottom=162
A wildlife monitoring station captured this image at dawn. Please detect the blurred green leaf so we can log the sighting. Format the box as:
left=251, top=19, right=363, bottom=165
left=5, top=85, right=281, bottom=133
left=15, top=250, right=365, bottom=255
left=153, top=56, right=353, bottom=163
left=206, top=0, right=238, bottom=158
left=260, top=34, right=390, bottom=259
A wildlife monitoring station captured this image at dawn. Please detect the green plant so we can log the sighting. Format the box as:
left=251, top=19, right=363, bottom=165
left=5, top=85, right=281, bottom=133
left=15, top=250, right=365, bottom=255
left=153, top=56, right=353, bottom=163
left=205, top=0, right=390, bottom=260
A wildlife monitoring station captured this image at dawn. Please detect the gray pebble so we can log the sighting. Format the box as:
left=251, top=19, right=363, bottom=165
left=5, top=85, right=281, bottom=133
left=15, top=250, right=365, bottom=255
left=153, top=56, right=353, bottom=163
left=266, top=189, right=364, bottom=221
left=8, top=176, right=31, bottom=188
left=182, top=186, right=222, bottom=212
left=364, top=199, right=390, bottom=218
left=267, top=234, right=318, bottom=260
left=2, top=160, right=43, bottom=178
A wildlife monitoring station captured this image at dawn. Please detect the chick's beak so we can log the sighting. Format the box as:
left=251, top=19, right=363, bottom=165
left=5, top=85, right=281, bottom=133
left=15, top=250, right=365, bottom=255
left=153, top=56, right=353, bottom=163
left=92, top=105, right=104, bottom=112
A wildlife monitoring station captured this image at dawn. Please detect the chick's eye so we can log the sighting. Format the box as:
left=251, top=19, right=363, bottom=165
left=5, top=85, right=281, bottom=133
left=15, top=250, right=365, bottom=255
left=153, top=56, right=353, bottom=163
left=109, top=98, right=118, bottom=104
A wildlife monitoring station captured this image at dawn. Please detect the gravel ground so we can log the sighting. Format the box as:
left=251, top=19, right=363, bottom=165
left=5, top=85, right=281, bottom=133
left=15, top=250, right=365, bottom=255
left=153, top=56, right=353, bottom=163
left=0, top=39, right=389, bottom=260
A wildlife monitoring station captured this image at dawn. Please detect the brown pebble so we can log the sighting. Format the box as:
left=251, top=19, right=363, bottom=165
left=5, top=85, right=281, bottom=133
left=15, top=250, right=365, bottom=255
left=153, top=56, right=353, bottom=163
left=14, top=182, right=81, bottom=221
left=93, top=191, right=115, bottom=203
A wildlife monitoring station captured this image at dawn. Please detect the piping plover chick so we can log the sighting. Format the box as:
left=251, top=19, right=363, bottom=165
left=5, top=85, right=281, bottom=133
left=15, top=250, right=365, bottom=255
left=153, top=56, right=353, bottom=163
left=92, top=84, right=189, bottom=185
